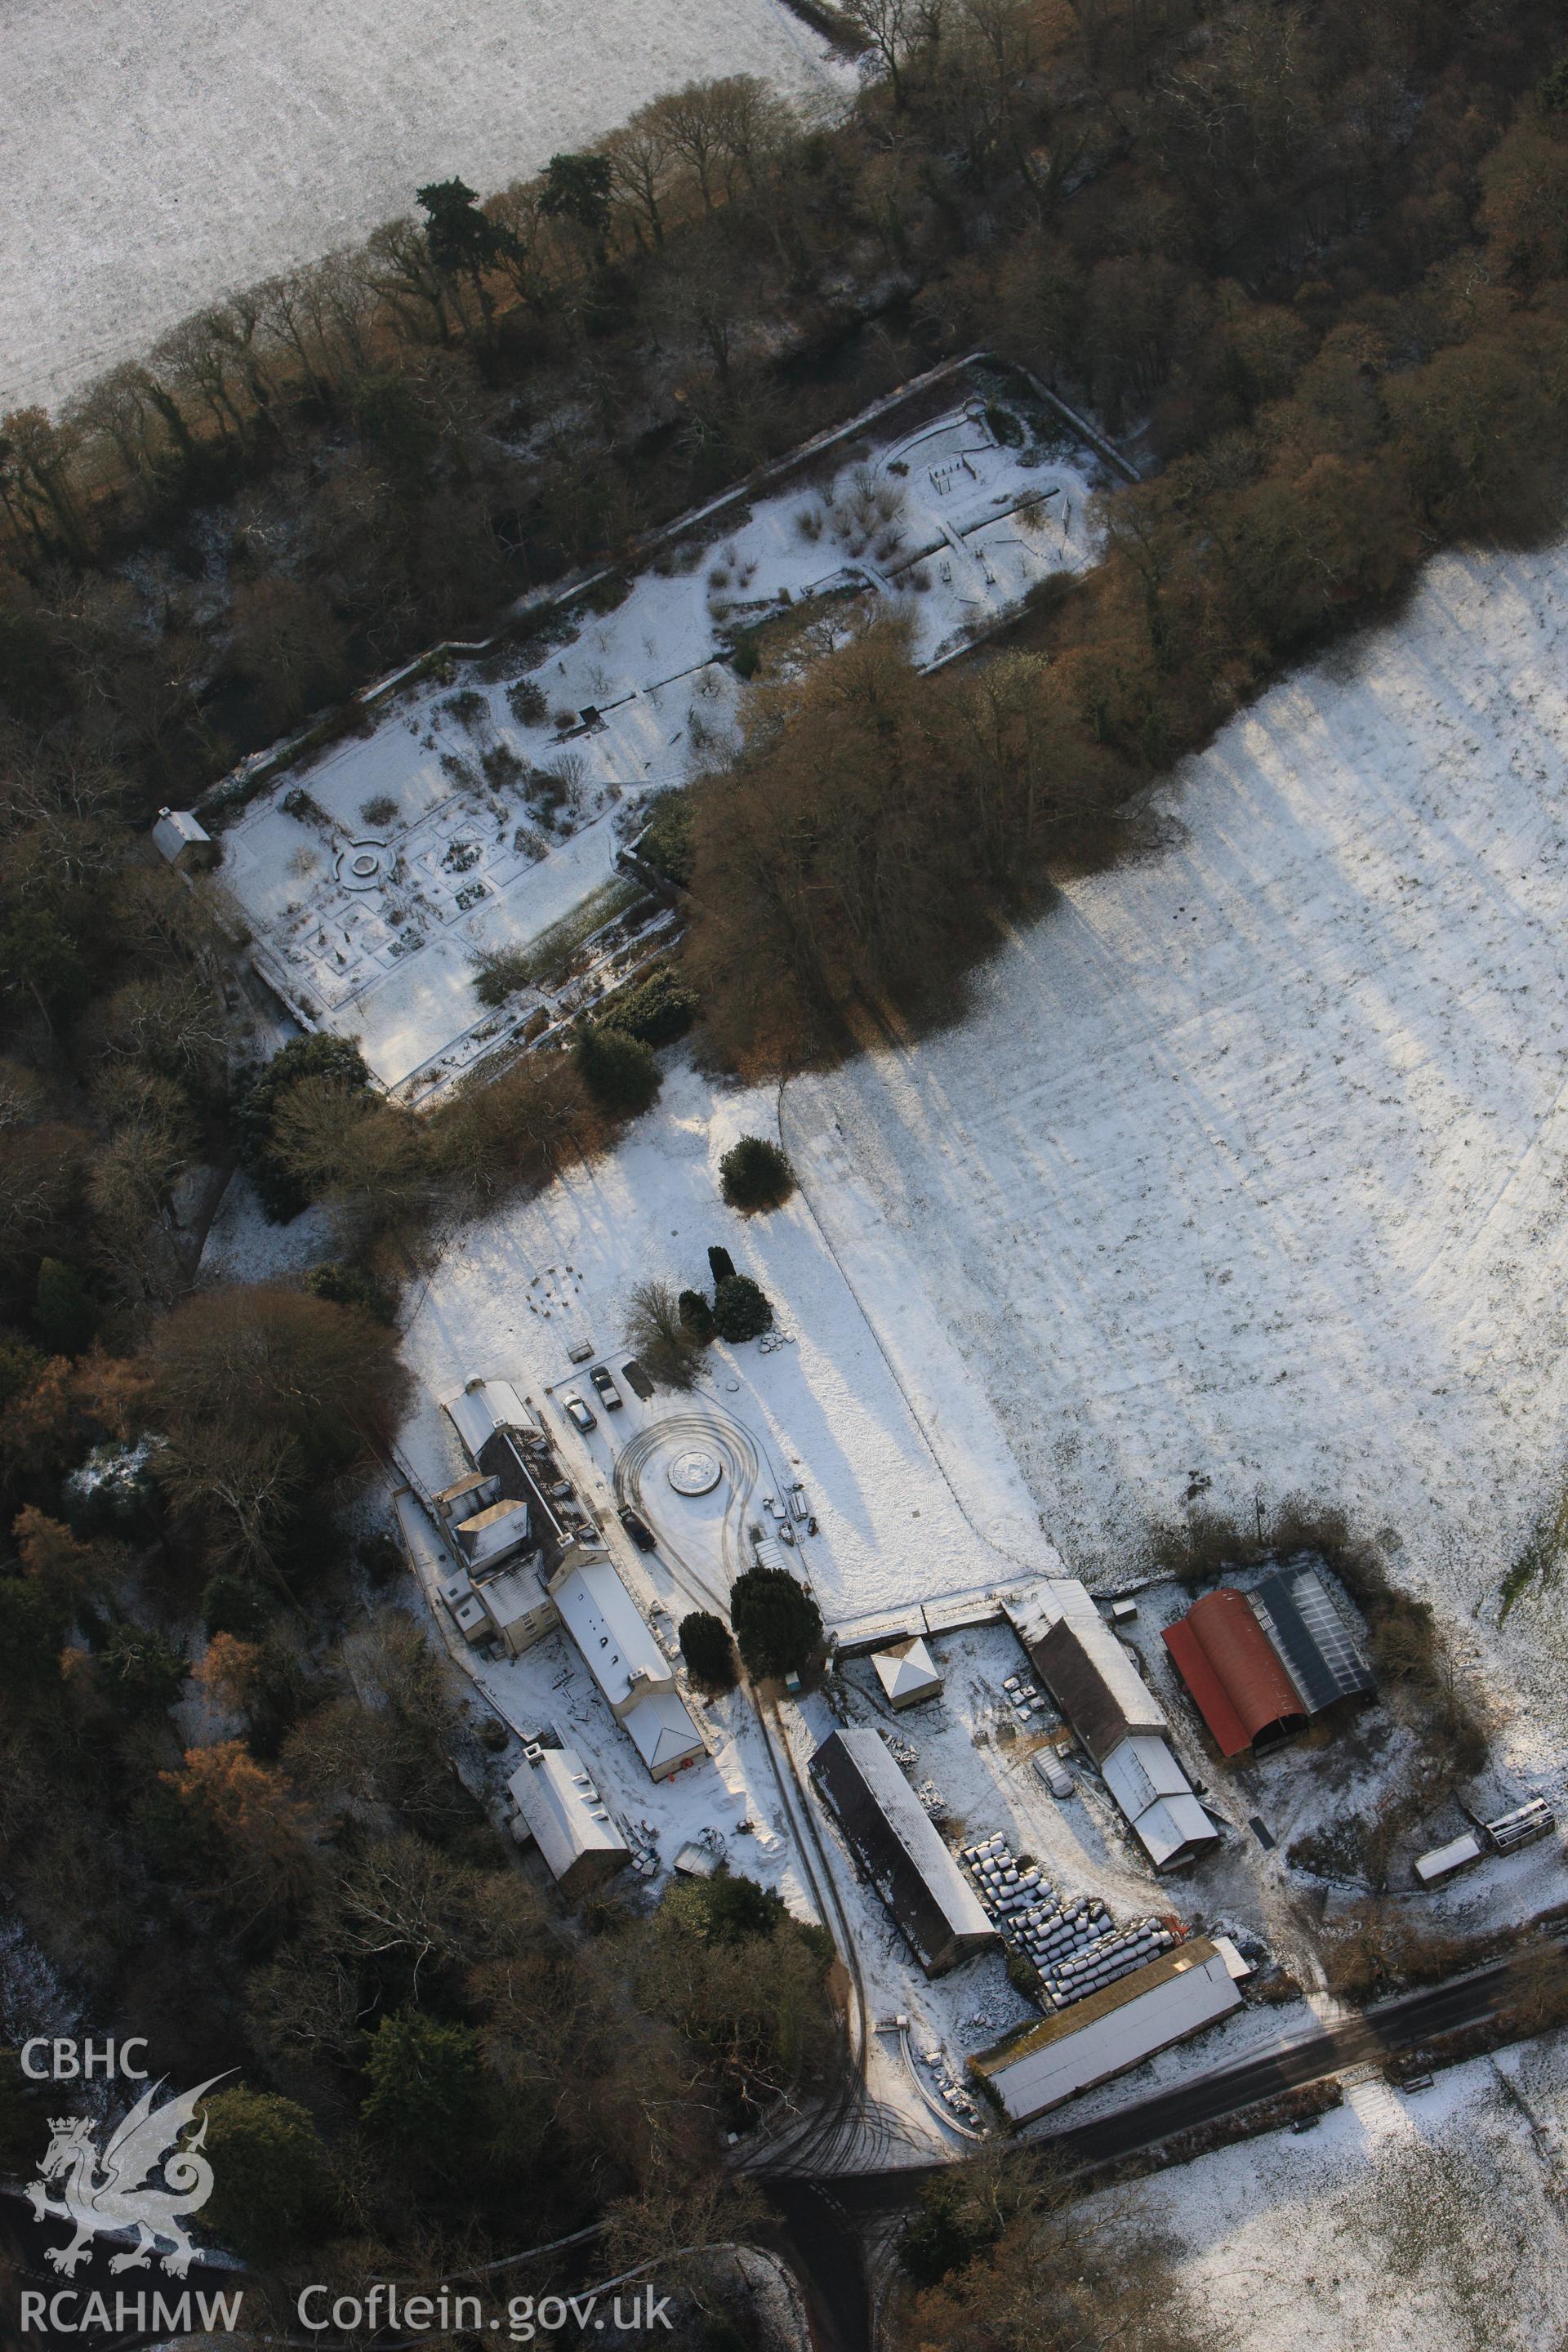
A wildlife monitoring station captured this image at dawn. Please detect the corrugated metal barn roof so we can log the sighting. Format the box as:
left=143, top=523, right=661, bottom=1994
left=1250, top=1564, right=1376, bottom=1715
left=1162, top=1588, right=1308, bottom=1757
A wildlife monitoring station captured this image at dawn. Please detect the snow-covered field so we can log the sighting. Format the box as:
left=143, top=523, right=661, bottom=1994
left=1, top=0, right=840, bottom=413
left=788, top=542, right=1568, bottom=1782
left=218, top=399, right=1097, bottom=1091
left=1116, top=2035, right=1568, bottom=2352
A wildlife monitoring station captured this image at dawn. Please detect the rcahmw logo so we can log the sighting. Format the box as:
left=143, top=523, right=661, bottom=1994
left=20, top=2062, right=243, bottom=2332
left=20, top=2289, right=244, bottom=2337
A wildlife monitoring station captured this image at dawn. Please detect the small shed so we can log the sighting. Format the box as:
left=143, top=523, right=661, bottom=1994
left=873, top=1634, right=942, bottom=1711
left=152, top=808, right=213, bottom=869
left=1485, top=1797, right=1554, bottom=1853
left=1101, top=1735, right=1220, bottom=1872
left=1414, top=1832, right=1483, bottom=1887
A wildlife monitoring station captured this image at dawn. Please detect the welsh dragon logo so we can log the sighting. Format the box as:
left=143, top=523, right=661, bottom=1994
left=26, top=2075, right=228, bottom=2277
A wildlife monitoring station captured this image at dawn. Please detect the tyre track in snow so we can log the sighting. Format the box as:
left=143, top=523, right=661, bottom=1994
left=610, top=1399, right=773, bottom=1614
left=743, top=1690, right=875, bottom=2179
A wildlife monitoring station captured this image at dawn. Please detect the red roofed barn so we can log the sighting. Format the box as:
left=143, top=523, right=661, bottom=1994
left=1162, top=1589, right=1307, bottom=1757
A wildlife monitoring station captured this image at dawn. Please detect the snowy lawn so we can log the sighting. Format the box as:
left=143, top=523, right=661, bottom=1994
left=1109, top=2034, right=1568, bottom=2352
left=396, top=1058, right=1059, bottom=1628
left=787, top=542, right=1568, bottom=1784
left=2, top=0, right=840, bottom=412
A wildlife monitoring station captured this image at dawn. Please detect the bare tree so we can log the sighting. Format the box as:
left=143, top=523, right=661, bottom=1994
left=158, top=1419, right=304, bottom=1576
left=658, top=224, right=749, bottom=387
left=0, top=408, right=91, bottom=557
left=602, top=109, right=678, bottom=252
left=269, top=1073, right=431, bottom=1228
left=365, top=216, right=459, bottom=342
left=650, top=81, right=740, bottom=214
left=840, top=0, right=927, bottom=108
left=229, top=576, right=350, bottom=726
left=624, top=1279, right=705, bottom=1389
left=147, top=312, right=257, bottom=453
left=68, top=364, right=168, bottom=497
left=1500, top=1934, right=1568, bottom=2035
left=892, top=2153, right=1209, bottom=2352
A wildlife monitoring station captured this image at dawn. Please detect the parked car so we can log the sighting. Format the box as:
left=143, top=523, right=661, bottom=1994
left=619, top=1506, right=656, bottom=1552
left=590, top=1364, right=623, bottom=1410
left=562, top=1391, right=596, bottom=1434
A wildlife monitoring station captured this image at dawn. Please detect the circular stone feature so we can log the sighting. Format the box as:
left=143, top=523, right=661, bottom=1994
left=668, top=1447, right=723, bottom=1497
left=336, top=841, right=390, bottom=891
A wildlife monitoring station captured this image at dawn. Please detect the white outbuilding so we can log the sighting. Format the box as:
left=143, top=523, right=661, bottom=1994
left=1414, top=1832, right=1484, bottom=1887
left=509, top=1744, right=630, bottom=1899
left=152, top=807, right=213, bottom=868
left=873, top=1634, right=942, bottom=1711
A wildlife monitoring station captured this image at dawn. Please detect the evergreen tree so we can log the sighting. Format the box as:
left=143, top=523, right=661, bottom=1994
left=719, top=1135, right=795, bottom=1211
left=713, top=1273, right=773, bottom=1342
left=573, top=1021, right=661, bottom=1116
left=0, top=906, right=89, bottom=1028
left=729, top=1564, right=820, bottom=1681
left=33, top=1257, right=97, bottom=1354
left=679, top=1609, right=736, bottom=1689
left=198, top=2085, right=327, bottom=2258
left=238, top=1034, right=372, bottom=1222
left=693, top=1872, right=786, bottom=1944
left=202, top=1572, right=271, bottom=1638
left=352, top=372, right=438, bottom=474
left=100, top=1623, right=186, bottom=1718
left=541, top=154, right=613, bottom=264
left=601, top=963, right=697, bottom=1046
left=361, top=2011, right=482, bottom=2160
left=416, top=178, right=504, bottom=277
left=678, top=1287, right=716, bottom=1343
left=304, top=1260, right=395, bottom=1323
left=0, top=1576, right=65, bottom=1696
